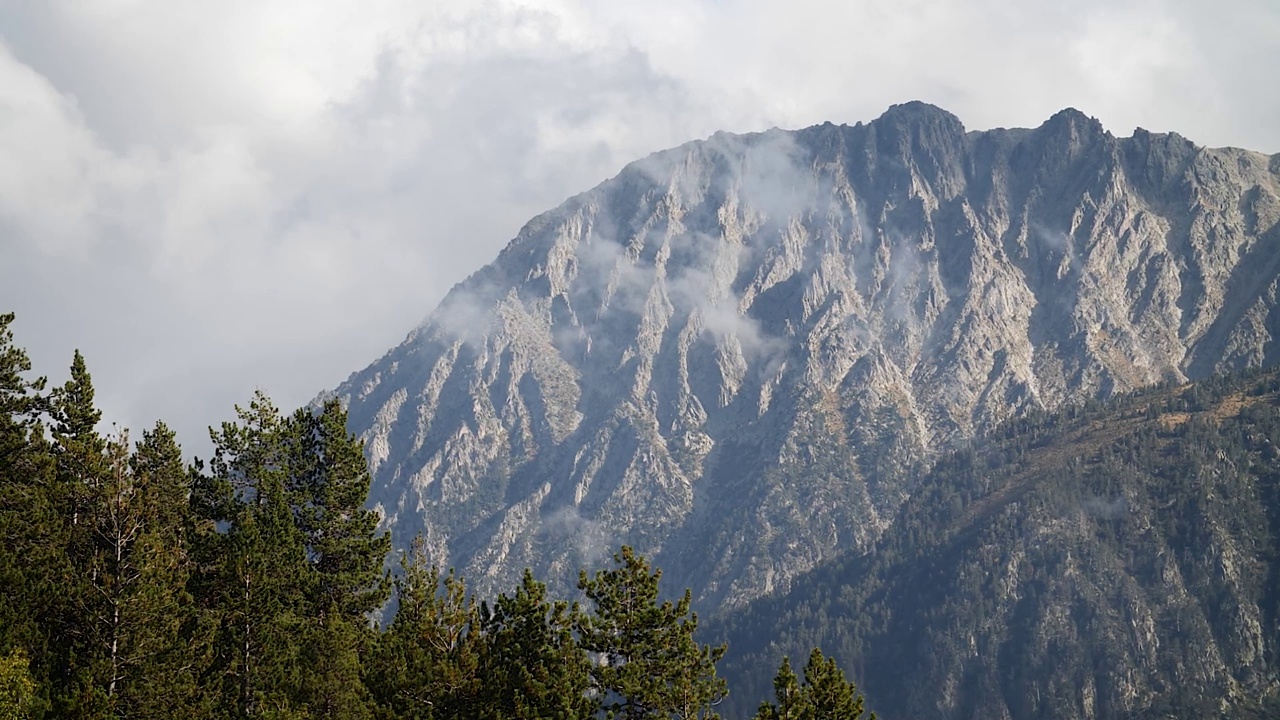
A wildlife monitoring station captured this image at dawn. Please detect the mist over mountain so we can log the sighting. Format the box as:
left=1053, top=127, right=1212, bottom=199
left=332, top=101, right=1280, bottom=610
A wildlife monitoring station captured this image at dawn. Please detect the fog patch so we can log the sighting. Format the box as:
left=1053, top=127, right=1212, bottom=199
left=1031, top=223, right=1072, bottom=253
left=664, top=231, right=790, bottom=367
left=1082, top=495, right=1128, bottom=520
left=717, top=130, right=818, bottom=230
left=542, top=505, right=613, bottom=569
left=625, top=127, right=816, bottom=232
left=425, top=278, right=503, bottom=347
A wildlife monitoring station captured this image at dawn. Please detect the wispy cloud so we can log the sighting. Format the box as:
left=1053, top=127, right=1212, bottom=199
left=0, top=0, right=1275, bottom=456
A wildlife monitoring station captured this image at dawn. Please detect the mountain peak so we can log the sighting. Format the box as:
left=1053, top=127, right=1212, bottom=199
left=878, top=100, right=963, bottom=124
left=334, top=104, right=1280, bottom=613
left=872, top=100, right=967, bottom=139
left=1040, top=106, right=1108, bottom=140
left=858, top=101, right=969, bottom=196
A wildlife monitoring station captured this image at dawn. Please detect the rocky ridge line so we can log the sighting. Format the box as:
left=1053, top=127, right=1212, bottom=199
left=333, top=102, right=1280, bottom=610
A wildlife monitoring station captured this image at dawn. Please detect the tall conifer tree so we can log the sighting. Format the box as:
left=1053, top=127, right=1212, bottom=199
left=110, top=423, right=202, bottom=718
left=576, top=546, right=727, bottom=720
left=284, top=399, right=388, bottom=717
left=753, top=650, right=874, bottom=720
left=369, top=537, right=483, bottom=719
left=193, top=393, right=391, bottom=717
left=479, top=569, right=596, bottom=719
left=285, top=399, right=391, bottom=621
left=801, top=649, right=871, bottom=720
left=753, top=656, right=808, bottom=720
left=48, top=350, right=111, bottom=716
left=0, top=314, right=55, bottom=716
left=193, top=393, right=312, bottom=717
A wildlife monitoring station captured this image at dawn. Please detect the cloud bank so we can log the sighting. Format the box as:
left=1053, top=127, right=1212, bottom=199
left=0, top=0, right=1276, bottom=456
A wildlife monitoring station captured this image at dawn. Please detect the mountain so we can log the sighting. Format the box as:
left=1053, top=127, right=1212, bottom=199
left=332, top=102, right=1280, bottom=609
left=713, top=367, right=1280, bottom=719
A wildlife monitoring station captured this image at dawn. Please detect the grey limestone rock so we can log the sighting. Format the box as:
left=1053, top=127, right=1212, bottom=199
left=333, top=103, right=1280, bottom=610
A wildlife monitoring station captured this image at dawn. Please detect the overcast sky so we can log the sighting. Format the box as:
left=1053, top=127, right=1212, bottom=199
left=1, top=0, right=1277, bottom=458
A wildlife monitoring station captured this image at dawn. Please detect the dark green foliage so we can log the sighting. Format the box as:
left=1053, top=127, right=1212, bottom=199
left=0, top=313, right=47, bottom=451
left=368, top=540, right=484, bottom=718
left=287, top=399, right=390, bottom=717
left=110, top=422, right=203, bottom=717
left=194, top=393, right=314, bottom=716
left=299, top=612, right=375, bottom=720
left=752, top=657, right=806, bottom=720
left=190, top=392, right=392, bottom=717
left=46, top=350, right=112, bottom=716
left=2, top=341, right=206, bottom=718
left=0, top=314, right=56, bottom=717
left=800, top=649, right=870, bottom=720
left=753, top=651, right=873, bottom=720
left=577, top=546, right=728, bottom=720
left=479, top=569, right=597, bottom=719
left=285, top=399, right=392, bottom=620
left=367, top=542, right=753, bottom=720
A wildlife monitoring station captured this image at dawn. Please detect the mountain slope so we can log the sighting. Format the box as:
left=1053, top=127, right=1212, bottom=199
left=714, top=367, right=1280, bottom=719
left=333, top=102, right=1280, bottom=608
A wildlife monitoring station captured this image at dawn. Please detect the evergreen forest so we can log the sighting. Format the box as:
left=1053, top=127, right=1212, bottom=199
left=0, top=313, right=871, bottom=720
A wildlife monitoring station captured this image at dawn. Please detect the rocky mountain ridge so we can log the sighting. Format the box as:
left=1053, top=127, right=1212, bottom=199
left=333, top=102, right=1280, bottom=609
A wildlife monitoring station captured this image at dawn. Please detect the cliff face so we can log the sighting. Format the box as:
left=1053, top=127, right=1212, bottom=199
left=333, top=102, right=1280, bottom=608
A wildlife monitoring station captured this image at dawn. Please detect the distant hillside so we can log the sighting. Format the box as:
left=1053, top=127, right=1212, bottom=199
left=714, top=367, right=1280, bottom=719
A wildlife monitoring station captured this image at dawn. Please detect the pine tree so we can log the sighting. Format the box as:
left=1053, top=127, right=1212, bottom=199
left=802, top=648, right=870, bottom=720
left=286, top=400, right=389, bottom=719
left=369, top=537, right=483, bottom=719
left=231, top=470, right=312, bottom=716
left=51, top=351, right=106, bottom=541
left=58, top=424, right=199, bottom=717
left=753, top=657, right=809, bottom=720
left=0, top=313, right=55, bottom=715
left=86, top=432, right=140, bottom=709
left=576, top=546, right=727, bottom=720
left=192, top=393, right=312, bottom=717
left=479, top=569, right=596, bottom=719
left=284, top=399, right=388, bottom=718
left=47, top=350, right=112, bottom=716
left=285, top=399, right=391, bottom=620
left=110, top=423, right=202, bottom=718
left=753, top=650, right=873, bottom=720
left=299, top=612, right=375, bottom=720
left=192, top=393, right=391, bottom=717
left=0, top=648, right=36, bottom=720
left=0, top=313, right=47, bottom=469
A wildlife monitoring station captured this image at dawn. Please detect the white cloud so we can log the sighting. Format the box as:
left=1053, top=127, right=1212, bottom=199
left=0, top=0, right=1276, bottom=457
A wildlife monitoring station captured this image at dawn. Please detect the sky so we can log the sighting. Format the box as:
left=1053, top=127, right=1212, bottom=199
left=1, top=0, right=1277, bottom=458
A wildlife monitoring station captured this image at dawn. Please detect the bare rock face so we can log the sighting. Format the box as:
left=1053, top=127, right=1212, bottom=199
left=333, top=102, right=1280, bottom=609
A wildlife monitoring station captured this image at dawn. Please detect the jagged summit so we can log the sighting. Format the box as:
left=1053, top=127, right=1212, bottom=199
left=334, top=105, right=1280, bottom=610
left=1042, top=105, right=1102, bottom=129
left=876, top=100, right=963, bottom=125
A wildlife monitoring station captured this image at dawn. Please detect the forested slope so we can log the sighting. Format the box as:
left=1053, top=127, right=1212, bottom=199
left=716, top=368, right=1280, bottom=719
